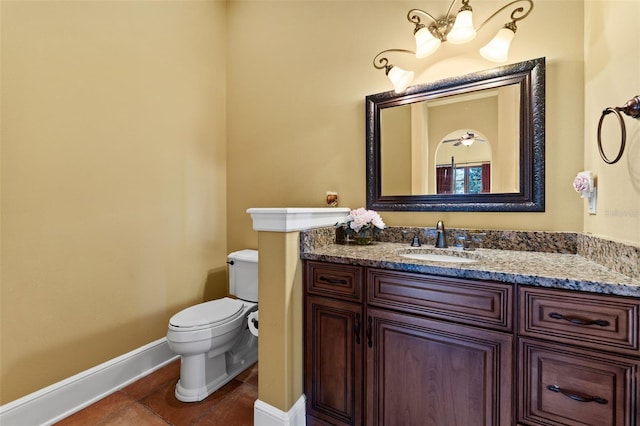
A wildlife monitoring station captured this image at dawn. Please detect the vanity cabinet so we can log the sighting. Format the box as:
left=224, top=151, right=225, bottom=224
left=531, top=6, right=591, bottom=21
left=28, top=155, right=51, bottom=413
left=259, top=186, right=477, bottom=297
left=304, top=261, right=515, bottom=425
left=518, top=287, right=640, bottom=426
left=304, top=262, right=364, bottom=426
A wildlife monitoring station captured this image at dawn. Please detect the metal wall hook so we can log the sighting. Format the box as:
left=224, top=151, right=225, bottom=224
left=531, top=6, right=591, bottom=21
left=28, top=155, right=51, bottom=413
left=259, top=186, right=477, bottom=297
left=597, top=95, right=640, bottom=164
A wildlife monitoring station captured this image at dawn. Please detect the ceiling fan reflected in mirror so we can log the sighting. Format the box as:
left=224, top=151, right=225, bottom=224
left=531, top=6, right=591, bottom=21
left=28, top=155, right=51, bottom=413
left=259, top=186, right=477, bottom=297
left=442, top=131, right=486, bottom=146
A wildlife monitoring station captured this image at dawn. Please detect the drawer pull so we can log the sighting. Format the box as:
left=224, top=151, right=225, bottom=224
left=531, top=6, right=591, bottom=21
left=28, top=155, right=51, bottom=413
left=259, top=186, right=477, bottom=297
left=546, top=385, right=608, bottom=405
left=318, top=276, right=348, bottom=285
left=548, top=312, right=610, bottom=327
left=354, top=314, right=361, bottom=345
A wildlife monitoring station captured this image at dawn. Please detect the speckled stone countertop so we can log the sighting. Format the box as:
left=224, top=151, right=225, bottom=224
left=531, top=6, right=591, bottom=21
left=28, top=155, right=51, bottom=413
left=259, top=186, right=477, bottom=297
left=300, top=228, right=640, bottom=298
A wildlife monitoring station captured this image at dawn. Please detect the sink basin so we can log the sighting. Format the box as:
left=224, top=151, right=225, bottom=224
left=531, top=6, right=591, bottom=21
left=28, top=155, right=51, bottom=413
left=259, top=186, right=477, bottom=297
left=398, top=251, right=478, bottom=264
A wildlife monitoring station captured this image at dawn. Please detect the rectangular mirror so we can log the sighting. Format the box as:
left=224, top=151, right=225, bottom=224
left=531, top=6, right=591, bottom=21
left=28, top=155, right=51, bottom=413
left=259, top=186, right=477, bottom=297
left=366, top=57, right=545, bottom=212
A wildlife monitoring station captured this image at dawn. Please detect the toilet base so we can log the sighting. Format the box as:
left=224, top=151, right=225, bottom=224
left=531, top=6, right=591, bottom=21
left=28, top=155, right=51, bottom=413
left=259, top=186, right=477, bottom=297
left=175, top=329, right=258, bottom=402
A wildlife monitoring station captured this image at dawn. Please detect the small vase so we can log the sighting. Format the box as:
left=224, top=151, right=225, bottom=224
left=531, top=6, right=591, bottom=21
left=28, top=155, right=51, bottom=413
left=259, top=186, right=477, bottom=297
left=354, top=227, right=374, bottom=245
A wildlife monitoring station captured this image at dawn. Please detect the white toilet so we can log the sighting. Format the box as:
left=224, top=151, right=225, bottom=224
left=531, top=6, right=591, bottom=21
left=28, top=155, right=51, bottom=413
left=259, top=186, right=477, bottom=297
left=167, top=249, right=259, bottom=402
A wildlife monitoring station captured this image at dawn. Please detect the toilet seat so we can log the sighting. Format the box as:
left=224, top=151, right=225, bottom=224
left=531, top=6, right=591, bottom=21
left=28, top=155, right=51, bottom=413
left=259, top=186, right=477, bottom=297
left=169, top=297, right=245, bottom=331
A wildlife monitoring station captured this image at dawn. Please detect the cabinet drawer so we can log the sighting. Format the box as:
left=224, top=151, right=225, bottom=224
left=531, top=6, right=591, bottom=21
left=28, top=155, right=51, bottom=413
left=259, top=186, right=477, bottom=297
left=305, top=261, right=363, bottom=302
left=366, top=268, right=513, bottom=332
left=519, top=287, right=640, bottom=356
left=519, top=338, right=639, bottom=426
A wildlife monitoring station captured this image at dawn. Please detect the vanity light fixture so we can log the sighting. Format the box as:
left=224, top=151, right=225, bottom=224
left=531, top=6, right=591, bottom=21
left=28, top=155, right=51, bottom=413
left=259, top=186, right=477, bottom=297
left=374, top=0, right=534, bottom=92
left=373, top=49, right=416, bottom=93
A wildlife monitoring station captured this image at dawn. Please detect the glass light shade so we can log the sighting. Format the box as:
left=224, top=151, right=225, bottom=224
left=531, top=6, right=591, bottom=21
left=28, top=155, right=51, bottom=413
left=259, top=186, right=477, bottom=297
left=447, top=10, right=476, bottom=44
left=387, top=66, right=414, bottom=93
left=480, top=27, right=515, bottom=62
left=415, top=27, right=441, bottom=58
left=461, top=138, right=474, bottom=146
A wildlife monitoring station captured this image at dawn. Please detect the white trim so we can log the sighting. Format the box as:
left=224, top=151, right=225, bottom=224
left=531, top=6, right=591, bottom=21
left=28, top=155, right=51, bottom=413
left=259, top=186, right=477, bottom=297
left=246, top=207, right=350, bottom=232
left=254, top=395, right=306, bottom=426
left=0, top=337, right=178, bottom=426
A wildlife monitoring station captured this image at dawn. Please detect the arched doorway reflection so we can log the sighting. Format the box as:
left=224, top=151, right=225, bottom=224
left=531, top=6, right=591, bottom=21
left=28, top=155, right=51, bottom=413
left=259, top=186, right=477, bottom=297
left=435, top=129, right=492, bottom=194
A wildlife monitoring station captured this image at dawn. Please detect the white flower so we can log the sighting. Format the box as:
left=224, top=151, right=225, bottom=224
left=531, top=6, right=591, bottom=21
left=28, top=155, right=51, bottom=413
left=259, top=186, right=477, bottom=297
left=345, top=208, right=385, bottom=233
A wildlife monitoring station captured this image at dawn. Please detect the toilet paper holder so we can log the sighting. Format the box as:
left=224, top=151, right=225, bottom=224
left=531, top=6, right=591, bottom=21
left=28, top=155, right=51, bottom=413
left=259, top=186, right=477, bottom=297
left=597, top=95, right=640, bottom=164
left=248, top=311, right=259, bottom=337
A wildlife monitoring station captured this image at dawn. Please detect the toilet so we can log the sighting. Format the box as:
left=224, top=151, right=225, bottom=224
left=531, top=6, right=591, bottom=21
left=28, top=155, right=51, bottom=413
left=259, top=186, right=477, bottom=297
left=167, top=249, right=259, bottom=402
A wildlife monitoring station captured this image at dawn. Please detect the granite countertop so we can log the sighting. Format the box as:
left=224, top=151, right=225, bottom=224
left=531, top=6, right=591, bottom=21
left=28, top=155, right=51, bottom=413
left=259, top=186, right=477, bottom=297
left=300, top=241, right=640, bottom=298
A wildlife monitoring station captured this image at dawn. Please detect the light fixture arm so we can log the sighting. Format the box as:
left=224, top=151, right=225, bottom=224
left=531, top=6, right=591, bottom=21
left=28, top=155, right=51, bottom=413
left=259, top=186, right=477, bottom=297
left=407, top=6, right=456, bottom=41
left=373, top=49, right=415, bottom=74
left=475, top=0, right=534, bottom=32
left=407, top=0, right=461, bottom=27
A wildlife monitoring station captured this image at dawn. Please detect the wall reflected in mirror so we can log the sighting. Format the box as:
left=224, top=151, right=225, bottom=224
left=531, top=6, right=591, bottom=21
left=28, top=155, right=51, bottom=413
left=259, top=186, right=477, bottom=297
left=380, top=84, right=520, bottom=196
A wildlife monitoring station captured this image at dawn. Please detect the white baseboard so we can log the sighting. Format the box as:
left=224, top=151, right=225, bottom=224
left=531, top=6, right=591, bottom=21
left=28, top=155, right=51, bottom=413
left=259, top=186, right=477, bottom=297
left=0, top=337, right=178, bottom=426
left=254, top=395, right=306, bottom=426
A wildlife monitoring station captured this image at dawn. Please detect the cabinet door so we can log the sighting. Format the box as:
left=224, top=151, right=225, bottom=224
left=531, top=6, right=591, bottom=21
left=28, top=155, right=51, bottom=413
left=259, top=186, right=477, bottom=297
left=366, top=307, right=514, bottom=426
left=519, top=338, right=639, bottom=426
left=305, top=295, right=363, bottom=426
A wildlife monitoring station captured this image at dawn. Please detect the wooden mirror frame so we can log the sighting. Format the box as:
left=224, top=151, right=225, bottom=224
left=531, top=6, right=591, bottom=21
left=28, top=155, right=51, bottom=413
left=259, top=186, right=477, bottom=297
left=366, top=57, right=545, bottom=212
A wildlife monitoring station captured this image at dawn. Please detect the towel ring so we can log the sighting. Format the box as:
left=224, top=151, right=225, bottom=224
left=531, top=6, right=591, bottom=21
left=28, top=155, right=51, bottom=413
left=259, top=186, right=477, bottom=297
left=597, top=95, right=640, bottom=164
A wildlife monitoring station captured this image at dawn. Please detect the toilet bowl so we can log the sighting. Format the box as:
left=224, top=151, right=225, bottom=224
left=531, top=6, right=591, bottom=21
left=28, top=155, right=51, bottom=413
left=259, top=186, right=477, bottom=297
left=167, top=250, right=259, bottom=402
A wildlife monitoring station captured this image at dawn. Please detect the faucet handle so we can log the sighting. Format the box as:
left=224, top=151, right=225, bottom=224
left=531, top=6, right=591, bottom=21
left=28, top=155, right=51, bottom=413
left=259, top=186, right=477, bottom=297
left=411, top=234, right=421, bottom=247
left=455, top=236, right=471, bottom=250
left=468, top=232, right=486, bottom=249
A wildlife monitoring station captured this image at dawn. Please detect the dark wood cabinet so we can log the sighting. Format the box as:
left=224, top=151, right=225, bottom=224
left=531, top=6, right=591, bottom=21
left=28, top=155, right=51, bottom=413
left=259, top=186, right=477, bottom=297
left=304, top=260, right=639, bottom=426
left=519, top=338, right=639, bottom=426
left=518, top=287, right=640, bottom=426
left=305, top=295, right=363, bottom=426
left=366, top=307, right=513, bottom=426
left=304, top=261, right=364, bottom=426
left=304, top=261, right=514, bottom=426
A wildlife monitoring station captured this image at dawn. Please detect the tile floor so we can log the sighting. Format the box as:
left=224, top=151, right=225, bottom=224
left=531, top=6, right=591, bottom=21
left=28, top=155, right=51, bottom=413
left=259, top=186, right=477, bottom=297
left=55, top=360, right=258, bottom=425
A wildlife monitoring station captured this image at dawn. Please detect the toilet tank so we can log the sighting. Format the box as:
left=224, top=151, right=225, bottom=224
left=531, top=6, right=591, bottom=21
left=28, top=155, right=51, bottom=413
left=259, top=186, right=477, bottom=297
left=228, top=249, right=258, bottom=302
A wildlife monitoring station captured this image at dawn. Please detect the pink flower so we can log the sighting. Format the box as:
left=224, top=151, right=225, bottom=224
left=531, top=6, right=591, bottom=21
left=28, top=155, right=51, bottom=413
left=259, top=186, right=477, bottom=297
left=573, top=175, right=590, bottom=193
left=346, top=208, right=385, bottom=233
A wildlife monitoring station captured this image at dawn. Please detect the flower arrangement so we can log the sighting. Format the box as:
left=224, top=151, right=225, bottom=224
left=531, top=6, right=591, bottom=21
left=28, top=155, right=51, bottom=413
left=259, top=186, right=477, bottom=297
left=339, top=208, right=385, bottom=244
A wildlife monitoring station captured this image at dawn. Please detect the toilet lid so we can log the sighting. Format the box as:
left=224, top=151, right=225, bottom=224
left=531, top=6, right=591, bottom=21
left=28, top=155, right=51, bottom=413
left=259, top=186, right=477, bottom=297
left=169, top=298, right=245, bottom=329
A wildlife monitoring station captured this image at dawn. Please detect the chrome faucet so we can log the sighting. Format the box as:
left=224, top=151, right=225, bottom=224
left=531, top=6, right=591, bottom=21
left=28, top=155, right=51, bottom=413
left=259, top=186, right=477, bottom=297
left=435, top=220, right=448, bottom=248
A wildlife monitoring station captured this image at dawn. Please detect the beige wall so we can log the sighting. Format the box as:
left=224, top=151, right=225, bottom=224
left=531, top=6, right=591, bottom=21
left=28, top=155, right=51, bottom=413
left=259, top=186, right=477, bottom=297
left=226, top=0, right=586, bottom=249
left=381, top=105, right=412, bottom=195
left=2, top=0, right=638, bottom=408
left=583, top=0, right=640, bottom=243
left=1, top=1, right=228, bottom=404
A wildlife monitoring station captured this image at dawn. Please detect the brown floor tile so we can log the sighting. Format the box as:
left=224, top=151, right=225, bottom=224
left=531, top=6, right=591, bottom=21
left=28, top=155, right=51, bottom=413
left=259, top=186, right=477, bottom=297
left=98, top=403, right=168, bottom=426
left=235, top=363, right=258, bottom=387
left=55, top=360, right=257, bottom=425
left=55, top=391, right=137, bottom=425
left=140, top=378, right=243, bottom=426
left=121, top=359, right=181, bottom=400
left=192, top=390, right=255, bottom=426
left=232, top=381, right=258, bottom=401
